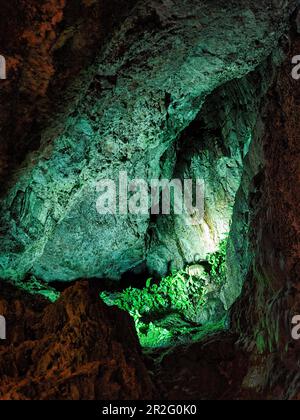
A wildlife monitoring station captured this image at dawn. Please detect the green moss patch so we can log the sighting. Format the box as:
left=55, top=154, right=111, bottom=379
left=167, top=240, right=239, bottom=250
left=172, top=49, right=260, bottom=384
left=100, top=239, right=229, bottom=347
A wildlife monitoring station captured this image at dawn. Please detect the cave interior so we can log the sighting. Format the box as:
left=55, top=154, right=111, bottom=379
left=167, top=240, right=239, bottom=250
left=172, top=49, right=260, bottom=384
left=0, top=0, right=300, bottom=401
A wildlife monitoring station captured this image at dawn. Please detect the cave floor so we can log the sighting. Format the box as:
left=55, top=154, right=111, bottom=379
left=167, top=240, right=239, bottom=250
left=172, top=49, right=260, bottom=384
left=144, top=332, right=255, bottom=400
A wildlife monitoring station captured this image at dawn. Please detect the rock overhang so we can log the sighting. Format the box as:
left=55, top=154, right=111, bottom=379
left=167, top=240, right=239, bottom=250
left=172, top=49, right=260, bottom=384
left=0, top=0, right=297, bottom=283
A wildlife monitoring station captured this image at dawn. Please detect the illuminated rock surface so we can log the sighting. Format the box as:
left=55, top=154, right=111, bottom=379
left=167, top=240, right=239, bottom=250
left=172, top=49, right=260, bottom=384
left=156, top=32, right=300, bottom=399
left=0, top=1, right=300, bottom=401
left=0, top=0, right=295, bottom=284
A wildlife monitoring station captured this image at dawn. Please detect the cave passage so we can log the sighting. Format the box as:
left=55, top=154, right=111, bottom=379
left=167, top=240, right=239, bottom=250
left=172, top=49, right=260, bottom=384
left=97, top=63, right=272, bottom=348
left=100, top=237, right=229, bottom=348
left=1, top=0, right=300, bottom=402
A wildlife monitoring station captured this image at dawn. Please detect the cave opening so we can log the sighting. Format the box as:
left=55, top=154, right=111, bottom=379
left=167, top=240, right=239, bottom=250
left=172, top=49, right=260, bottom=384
left=94, top=47, right=282, bottom=350
left=97, top=66, right=268, bottom=348
left=0, top=0, right=299, bottom=401
left=11, top=61, right=272, bottom=350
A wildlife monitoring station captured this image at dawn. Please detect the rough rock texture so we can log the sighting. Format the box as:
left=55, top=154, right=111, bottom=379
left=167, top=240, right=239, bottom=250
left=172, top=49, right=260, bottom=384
left=147, top=57, right=278, bottom=281
left=151, top=20, right=300, bottom=401
left=153, top=332, right=249, bottom=400
left=229, top=25, right=300, bottom=399
left=0, top=0, right=295, bottom=283
left=0, top=0, right=138, bottom=185
left=0, top=282, right=153, bottom=400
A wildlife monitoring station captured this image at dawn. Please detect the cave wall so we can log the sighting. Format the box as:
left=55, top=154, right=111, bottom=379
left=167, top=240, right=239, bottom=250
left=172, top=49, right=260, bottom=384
left=0, top=1, right=300, bottom=401
left=0, top=0, right=139, bottom=186
left=230, top=24, right=300, bottom=399
left=0, top=0, right=296, bottom=284
left=147, top=55, right=280, bottom=280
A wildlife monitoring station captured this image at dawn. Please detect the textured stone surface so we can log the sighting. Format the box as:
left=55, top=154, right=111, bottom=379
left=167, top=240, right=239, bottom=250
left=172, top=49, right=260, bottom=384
left=0, top=0, right=295, bottom=283
left=147, top=58, right=278, bottom=279
left=0, top=0, right=138, bottom=185
left=0, top=2, right=300, bottom=402
left=229, top=27, right=300, bottom=399
left=0, top=281, right=153, bottom=400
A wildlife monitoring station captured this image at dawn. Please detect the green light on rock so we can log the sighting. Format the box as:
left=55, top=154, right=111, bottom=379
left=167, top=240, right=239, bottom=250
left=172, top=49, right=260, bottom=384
left=100, top=239, right=229, bottom=348
left=14, top=276, right=60, bottom=303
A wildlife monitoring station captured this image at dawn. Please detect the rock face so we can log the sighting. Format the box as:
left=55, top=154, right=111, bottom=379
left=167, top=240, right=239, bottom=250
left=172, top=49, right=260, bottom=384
left=0, top=0, right=139, bottom=185
left=0, top=282, right=153, bottom=400
left=229, top=26, right=300, bottom=399
left=0, top=0, right=295, bottom=283
left=147, top=59, right=278, bottom=279
left=1, top=0, right=300, bottom=402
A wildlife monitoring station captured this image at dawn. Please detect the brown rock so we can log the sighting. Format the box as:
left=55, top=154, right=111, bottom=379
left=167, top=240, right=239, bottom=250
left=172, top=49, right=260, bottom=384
left=153, top=333, right=249, bottom=400
left=230, top=28, right=300, bottom=399
left=0, top=0, right=138, bottom=189
left=0, top=281, right=153, bottom=400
